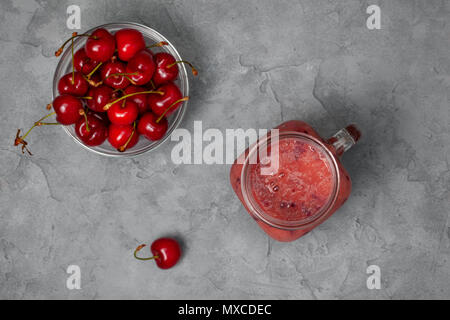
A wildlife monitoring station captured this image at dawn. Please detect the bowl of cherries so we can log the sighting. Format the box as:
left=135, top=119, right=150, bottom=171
left=15, top=22, right=197, bottom=157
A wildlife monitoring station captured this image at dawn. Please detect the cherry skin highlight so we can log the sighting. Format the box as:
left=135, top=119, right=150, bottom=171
left=86, top=85, right=115, bottom=113
left=108, top=123, right=139, bottom=151
left=152, top=52, right=179, bottom=86
left=75, top=112, right=108, bottom=146
left=85, top=28, right=115, bottom=62
left=52, top=95, right=84, bottom=125
left=137, top=112, right=168, bottom=141
left=123, top=86, right=149, bottom=114
left=73, top=48, right=100, bottom=75
left=151, top=238, right=181, bottom=269
left=114, top=28, right=146, bottom=61
left=57, top=72, right=89, bottom=97
left=147, top=82, right=183, bottom=117
left=126, top=50, right=155, bottom=86
left=107, top=100, right=139, bottom=125
left=100, top=61, right=131, bottom=89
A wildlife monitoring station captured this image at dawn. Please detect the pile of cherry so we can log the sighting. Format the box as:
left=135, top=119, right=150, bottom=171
left=15, top=27, right=197, bottom=155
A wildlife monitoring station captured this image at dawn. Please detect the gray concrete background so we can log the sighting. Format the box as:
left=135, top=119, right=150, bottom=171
left=0, top=0, right=449, bottom=299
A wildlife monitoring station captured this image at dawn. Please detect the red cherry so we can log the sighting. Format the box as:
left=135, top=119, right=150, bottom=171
left=133, top=238, right=181, bottom=270
left=152, top=52, right=178, bottom=86
left=137, top=112, right=168, bottom=141
left=123, top=86, right=149, bottom=114
left=107, top=100, right=139, bottom=125
left=108, top=123, right=139, bottom=151
left=114, top=28, right=146, bottom=61
left=73, top=48, right=100, bottom=75
left=100, top=61, right=131, bottom=89
left=75, top=112, right=108, bottom=146
left=88, top=110, right=109, bottom=124
left=153, top=52, right=198, bottom=86
left=86, top=85, right=115, bottom=113
left=151, top=238, right=181, bottom=269
left=57, top=72, right=89, bottom=96
left=126, top=50, right=155, bottom=86
left=52, top=94, right=84, bottom=125
left=85, top=28, right=115, bottom=62
left=148, top=82, right=183, bottom=117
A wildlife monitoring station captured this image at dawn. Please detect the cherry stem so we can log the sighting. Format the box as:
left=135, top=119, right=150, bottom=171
left=79, top=110, right=90, bottom=132
left=149, top=80, right=156, bottom=90
left=86, top=62, right=103, bottom=79
left=104, top=72, right=138, bottom=85
left=133, top=244, right=159, bottom=261
left=118, top=122, right=136, bottom=152
left=55, top=32, right=95, bottom=57
left=19, top=112, right=56, bottom=141
left=14, top=111, right=57, bottom=155
left=83, top=75, right=102, bottom=87
left=71, top=38, right=75, bottom=85
left=146, top=41, right=168, bottom=49
left=167, top=60, right=198, bottom=76
left=103, top=91, right=164, bottom=110
left=156, top=96, right=189, bottom=123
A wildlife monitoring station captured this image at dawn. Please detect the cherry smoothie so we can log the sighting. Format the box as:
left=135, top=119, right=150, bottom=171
left=230, top=121, right=360, bottom=242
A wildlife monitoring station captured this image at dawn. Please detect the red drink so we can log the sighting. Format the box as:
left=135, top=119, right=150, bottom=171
left=230, top=121, right=360, bottom=242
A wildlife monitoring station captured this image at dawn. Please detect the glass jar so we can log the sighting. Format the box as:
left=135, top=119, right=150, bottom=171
left=230, top=120, right=361, bottom=242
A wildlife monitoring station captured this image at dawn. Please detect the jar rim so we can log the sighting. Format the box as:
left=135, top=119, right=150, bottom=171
left=240, top=131, right=340, bottom=230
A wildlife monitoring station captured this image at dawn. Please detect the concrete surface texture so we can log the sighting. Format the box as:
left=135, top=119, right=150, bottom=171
left=0, top=0, right=449, bottom=299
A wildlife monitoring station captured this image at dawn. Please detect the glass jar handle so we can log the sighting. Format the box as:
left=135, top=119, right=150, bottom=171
left=327, top=124, right=361, bottom=156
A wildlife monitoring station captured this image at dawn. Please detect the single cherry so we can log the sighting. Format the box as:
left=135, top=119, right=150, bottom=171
left=85, top=28, right=116, bottom=62
left=148, top=82, right=184, bottom=117
left=57, top=72, right=89, bottom=96
left=123, top=86, right=149, bottom=114
left=107, top=100, right=139, bottom=125
left=73, top=48, right=100, bottom=75
left=53, top=94, right=84, bottom=125
left=100, top=61, right=131, bottom=89
left=75, top=112, right=108, bottom=146
left=108, top=123, right=139, bottom=151
left=86, top=85, right=115, bottom=113
left=114, top=28, right=146, bottom=61
left=152, top=52, right=198, bottom=86
left=134, top=238, right=181, bottom=269
left=126, top=50, right=155, bottom=86
left=137, top=112, right=168, bottom=141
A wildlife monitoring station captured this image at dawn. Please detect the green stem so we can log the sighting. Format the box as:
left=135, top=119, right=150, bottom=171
left=103, top=91, right=164, bottom=110
left=104, top=72, right=138, bottom=85
left=119, top=122, right=136, bottom=152
left=167, top=60, right=198, bottom=76
left=156, top=97, right=189, bottom=123
left=86, top=62, right=103, bottom=79
left=71, top=38, right=75, bottom=85
left=133, top=244, right=159, bottom=261
left=104, top=72, right=137, bottom=79
left=21, top=112, right=56, bottom=141
left=146, top=41, right=168, bottom=49
left=80, top=110, right=90, bottom=132
left=55, top=33, right=94, bottom=57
